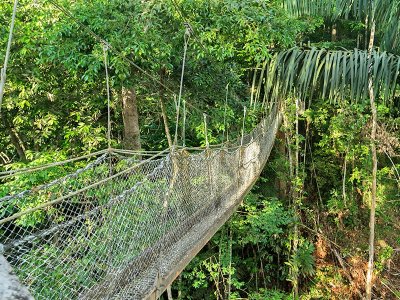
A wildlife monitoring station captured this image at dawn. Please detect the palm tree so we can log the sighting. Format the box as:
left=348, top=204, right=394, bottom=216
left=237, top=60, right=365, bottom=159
left=254, top=1, right=400, bottom=298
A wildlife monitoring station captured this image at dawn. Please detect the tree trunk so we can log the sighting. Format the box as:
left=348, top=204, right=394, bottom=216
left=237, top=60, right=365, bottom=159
left=366, top=14, right=377, bottom=300
left=121, top=87, right=141, bottom=151
left=283, top=104, right=298, bottom=299
left=1, top=112, right=26, bottom=161
left=364, top=15, right=369, bottom=50
left=275, top=129, right=288, bottom=200
left=331, top=23, right=337, bottom=42
left=292, top=99, right=300, bottom=299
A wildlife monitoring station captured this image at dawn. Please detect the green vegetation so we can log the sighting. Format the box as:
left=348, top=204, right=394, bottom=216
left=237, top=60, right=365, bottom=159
left=1, top=0, right=399, bottom=299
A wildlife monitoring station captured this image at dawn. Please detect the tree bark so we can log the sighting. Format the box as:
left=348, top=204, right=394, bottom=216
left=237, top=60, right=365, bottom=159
left=1, top=112, right=26, bottom=161
left=121, top=87, right=141, bottom=151
left=283, top=103, right=298, bottom=299
left=366, top=13, right=377, bottom=300
left=292, top=98, right=300, bottom=299
left=275, top=129, right=288, bottom=200
left=331, top=23, right=337, bottom=42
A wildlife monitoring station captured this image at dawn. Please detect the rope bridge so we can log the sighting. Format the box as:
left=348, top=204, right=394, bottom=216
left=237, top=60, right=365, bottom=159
left=0, top=107, right=281, bottom=300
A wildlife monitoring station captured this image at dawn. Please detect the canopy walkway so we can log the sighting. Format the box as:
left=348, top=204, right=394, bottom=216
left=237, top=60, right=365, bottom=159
left=0, top=107, right=281, bottom=299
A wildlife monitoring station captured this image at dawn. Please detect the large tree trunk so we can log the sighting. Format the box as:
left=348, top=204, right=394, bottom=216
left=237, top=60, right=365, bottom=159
left=121, top=87, right=141, bottom=151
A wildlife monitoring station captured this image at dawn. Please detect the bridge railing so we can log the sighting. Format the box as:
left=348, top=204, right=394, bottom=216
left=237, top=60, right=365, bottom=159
left=0, top=106, right=281, bottom=299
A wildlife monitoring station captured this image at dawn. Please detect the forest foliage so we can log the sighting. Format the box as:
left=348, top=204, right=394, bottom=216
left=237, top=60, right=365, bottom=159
left=0, top=0, right=399, bottom=299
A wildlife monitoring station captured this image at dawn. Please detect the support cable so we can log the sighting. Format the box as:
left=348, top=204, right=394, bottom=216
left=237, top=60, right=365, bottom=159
left=223, top=83, right=229, bottom=143
left=174, top=97, right=181, bottom=147
left=102, top=44, right=111, bottom=151
left=240, top=106, right=247, bottom=147
left=0, top=0, right=18, bottom=114
left=174, top=26, right=190, bottom=147
left=169, top=0, right=247, bottom=116
left=203, top=113, right=209, bottom=148
left=181, top=25, right=191, bottom=148
left=169, top=0, right=208, bottom=55
left=102, top=43, right=112, bottom=175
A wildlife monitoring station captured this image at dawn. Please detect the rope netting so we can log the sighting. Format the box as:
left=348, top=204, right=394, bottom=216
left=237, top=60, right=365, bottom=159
left=0, top=108, right=281, bottom=299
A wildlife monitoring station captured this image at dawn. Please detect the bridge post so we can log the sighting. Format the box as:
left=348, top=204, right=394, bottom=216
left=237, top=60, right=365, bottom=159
left=0, top=254, right=34, bottom=300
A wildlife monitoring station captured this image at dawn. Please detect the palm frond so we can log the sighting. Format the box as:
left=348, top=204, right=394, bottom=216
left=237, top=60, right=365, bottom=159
left=255, top=47, right=400, bottom=108
left=375, top=0, right=400, bottom=54
left=282, top=0, right=400, bottom=54
left=282, top=0, right=337, bottom=19
left=281, top=0, right=371, bottom=19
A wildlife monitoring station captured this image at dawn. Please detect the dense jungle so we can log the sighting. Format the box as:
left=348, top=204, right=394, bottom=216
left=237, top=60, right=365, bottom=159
left=0, top=0, right=399, bottom=299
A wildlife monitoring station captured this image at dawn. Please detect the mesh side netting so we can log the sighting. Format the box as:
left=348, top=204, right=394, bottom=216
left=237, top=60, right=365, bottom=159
left=0, top=109, right=281, bottom=300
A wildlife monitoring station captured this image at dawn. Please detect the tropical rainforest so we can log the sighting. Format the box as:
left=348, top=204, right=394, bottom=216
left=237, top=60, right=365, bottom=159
left=0, top=0, right=399, bottom=299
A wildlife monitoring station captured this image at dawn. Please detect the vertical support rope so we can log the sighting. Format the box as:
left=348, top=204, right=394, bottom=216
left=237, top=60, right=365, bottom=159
left=179, top=28, right=190, bottom=147
left=159, top=68, right=173, bottom=149
left=0, top=0, right=18, bottom=114
left=237, top=106, right=247, bottom=206
left=174, top=94, right=180, bottom=147
left=203, top=113, right=209, bottom=148
left=174, top=26, right=190, bottom=147
left=103, top=44, right=111, bottom=151
left=102, top=43, right=112, bottom=176
left=223, top=83, right=229, bottom=143
left=240, top=106, right=247, bottom=147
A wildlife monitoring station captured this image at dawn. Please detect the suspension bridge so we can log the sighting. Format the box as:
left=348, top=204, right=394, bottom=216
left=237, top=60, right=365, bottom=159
left=0, top=106, right=281, bottom=299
